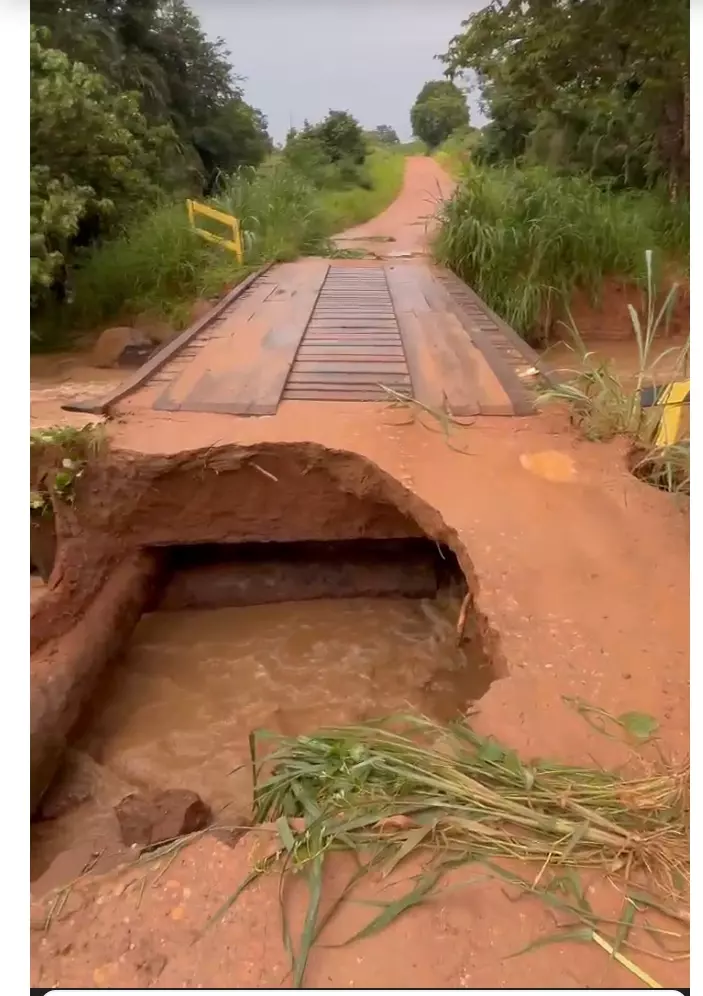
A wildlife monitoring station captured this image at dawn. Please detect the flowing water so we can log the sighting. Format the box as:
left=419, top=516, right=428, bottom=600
left=32, top=594, right=494, bottom=887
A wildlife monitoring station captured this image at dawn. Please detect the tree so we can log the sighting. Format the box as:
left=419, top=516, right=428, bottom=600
left=410, top=80, right=469, bottom=149
left=410, top=81, right=469, bottom=149
left=441, top=0, right=689, bottom=194
left=372, top=125, right=400, bottom=145
left=314, top=110, right=367, bottom=165
left=31, top=0, right=271, bottom=184
left=30, top=25, right=178, bottom=303
left=283, top=111, right=368, bottom=187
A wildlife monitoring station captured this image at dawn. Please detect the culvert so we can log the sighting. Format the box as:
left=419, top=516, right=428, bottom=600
left=30, top=442, right=504, bottom=832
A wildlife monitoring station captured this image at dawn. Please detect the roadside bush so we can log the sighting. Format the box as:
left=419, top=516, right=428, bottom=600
left=213, top=163, right=330, bottom=261
left=434, top=164, right=689, bottom=344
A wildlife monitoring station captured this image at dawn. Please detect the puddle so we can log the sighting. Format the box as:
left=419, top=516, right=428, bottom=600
left=32, top=593, right=494, bottom=885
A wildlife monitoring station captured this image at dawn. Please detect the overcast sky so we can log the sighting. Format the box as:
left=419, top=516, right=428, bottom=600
left=190, top=0, right=488, bottom=143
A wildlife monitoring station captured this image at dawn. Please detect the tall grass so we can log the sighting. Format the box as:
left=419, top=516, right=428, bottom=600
left=434, top=165, right=689, bottom=345
left=213, top=162, right=331, bottom=262
left=55, top=202, right=242, bottom=335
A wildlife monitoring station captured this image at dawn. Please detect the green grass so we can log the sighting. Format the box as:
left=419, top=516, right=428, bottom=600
left=434, top=164, right=689, bottom=346
left=318, top=147, right=406, bottom=233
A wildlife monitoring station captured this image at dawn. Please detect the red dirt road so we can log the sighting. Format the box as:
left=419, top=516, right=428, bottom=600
left=30, top=157, right=689, bottom=990
left=334, top=154, right=454, bottom=256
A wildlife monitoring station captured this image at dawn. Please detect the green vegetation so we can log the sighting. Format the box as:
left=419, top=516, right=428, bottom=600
left=35, top=137, right=409, bottom=343
left=31, top=0, right=411, bottom=349
left=433, top=0, right=688, bottom=351
left=367, top=124, right=401, bottom=146
left=434, top=166, right=688, bottom=346
left=30, top=423, right=105, bottom=505
left=31, top=1, right=273, bottom=314
left=539, top=252, right=689, bottom=495
left=410, top=80, right=469, bottom=150
left=433, top=126, right=481, bottom=177
left=211, top=712, right=687, bottom=987
left=317, top=146, right=405, bottom=232
left=442, top=0, right=688, bottom=195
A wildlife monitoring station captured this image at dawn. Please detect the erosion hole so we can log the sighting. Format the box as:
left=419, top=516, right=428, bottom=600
left=31, top=443, right=505, bottom=890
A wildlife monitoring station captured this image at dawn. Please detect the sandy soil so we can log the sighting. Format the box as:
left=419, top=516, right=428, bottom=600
left=30, top=157, right=689, bottom=989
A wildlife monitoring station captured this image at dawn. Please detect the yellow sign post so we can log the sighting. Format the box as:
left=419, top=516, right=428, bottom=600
left=186, top=199, right=243, bottom=263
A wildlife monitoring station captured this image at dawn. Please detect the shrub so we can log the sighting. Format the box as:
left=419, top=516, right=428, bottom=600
left=434, top=164, right=689, bottom=344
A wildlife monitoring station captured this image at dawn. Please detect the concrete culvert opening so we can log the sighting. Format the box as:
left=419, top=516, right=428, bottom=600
left=31, top=443, right=502, bottom=891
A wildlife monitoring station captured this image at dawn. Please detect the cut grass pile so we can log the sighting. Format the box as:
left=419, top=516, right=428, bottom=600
left=204, top=711, right=688, bottom=987
left=434, top=164, right=689, bottom=346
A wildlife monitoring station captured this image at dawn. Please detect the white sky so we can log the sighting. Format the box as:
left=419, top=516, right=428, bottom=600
left=190, top=0, right=488, bottom=143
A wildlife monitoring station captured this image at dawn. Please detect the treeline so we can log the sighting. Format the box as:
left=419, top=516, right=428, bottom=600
left=440, top=0, right=689, bottom=196
left=31, top=0, right=272, bottom=308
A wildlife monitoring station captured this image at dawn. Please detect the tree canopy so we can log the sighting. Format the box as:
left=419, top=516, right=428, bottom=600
left=371, top=125, right=400, bottom=145
left=30, top=0, right=273, bottom=306
left=31, top=0, right=272, bottom=183
left=441, top=0, right=689, bottom=194
left=284, top=111, right=368, bottom=187
left=410, top=80, right=469, bottom=149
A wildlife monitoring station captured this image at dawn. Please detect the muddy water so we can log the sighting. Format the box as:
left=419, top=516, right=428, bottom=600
left=32, top=593, right=493, bottom=889
left=79, top=596, right=492, bottom=816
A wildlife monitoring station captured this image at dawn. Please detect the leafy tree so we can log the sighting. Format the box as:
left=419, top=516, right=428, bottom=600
left=372, top=124, right=400, bottom=145
left=30, top=25, right=178, bottom=303
left=410, top=80, right=469, bottom=149
left=441, top=0, right=689, bottom=194
left=31, top=0, right=271, bottom=183
left=314, top=110, right=367, bottom=165
left=283, top=111, right=368, bottom=187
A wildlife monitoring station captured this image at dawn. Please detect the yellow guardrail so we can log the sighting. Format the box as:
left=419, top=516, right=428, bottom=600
left=186, top=199, right=243, bottom=263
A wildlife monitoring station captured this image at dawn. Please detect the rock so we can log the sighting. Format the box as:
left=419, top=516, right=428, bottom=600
left=91, top=327, right=155, bottom=369
left=114, top=790, right=212, bottom=848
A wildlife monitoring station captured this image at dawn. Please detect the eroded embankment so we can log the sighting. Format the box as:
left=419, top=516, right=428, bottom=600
left=30, top=440, right=506, bottom=815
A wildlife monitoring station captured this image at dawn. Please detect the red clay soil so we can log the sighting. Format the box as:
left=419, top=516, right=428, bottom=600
left=30, top=157, right=689, bottom=989
left=334, top=154, right=454, bottom=257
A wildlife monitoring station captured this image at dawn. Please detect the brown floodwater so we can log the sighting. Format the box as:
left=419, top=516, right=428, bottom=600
left=32, top=594, right=494, bottom=888
left=81, top=595, right=492, bottom=812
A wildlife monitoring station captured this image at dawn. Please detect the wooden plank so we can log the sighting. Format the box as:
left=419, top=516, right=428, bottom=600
left=290, top=374, right=409, bottom=385
left=62, top=264, right=273, bottom=415
left=155, top=261, right=329, bottom=415
left=421, top=266, right=535, bottom=415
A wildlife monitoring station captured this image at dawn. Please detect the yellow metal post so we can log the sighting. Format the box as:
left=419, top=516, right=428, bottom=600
left=654, top=379, right=690, bottom=446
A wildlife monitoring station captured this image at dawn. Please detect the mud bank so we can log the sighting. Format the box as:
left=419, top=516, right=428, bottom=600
left=31, top=551, right=160, bottom=812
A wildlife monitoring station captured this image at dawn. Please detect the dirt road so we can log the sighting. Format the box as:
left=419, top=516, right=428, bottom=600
left=334, top=154, right=454, bottom=256
left=30, top=157, right=689, bottom=990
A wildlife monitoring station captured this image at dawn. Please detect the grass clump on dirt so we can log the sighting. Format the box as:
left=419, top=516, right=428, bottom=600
left=539, top=251, right=690, bottom=496
left=434, top=164, right=689, bottom=346
left=30, top=422, right=105, bottom=505
left=208, top=711, right=688, bottom=987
